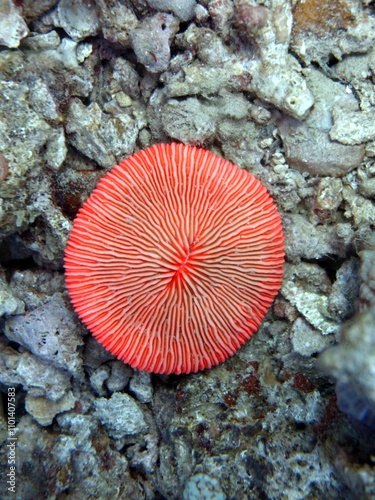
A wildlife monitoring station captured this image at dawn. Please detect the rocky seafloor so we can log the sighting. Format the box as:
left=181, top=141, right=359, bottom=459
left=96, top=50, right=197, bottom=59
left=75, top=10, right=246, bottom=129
left=0, top=0, right=375, bottom=498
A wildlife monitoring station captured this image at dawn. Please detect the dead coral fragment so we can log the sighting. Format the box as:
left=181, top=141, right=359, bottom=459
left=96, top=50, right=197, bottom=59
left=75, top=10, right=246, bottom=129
left=130, top=13, right=179, bottom=73
left=147, top=0, right=197, bottom=22
left=234, top=1, right=269, bottom=38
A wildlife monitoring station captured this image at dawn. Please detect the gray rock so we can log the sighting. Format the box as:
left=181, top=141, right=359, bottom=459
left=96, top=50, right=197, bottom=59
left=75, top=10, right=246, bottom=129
left=98, top=0, right=138, bottom=47
left=21, top=30, right=60, bottom=51
left=106, top=361, right=133, bottom=393
left=90, top=365, right=110, bottom=396
left=342, top=186, right=375, bottom=227
left=233, top=0, right=314, bottom=120
left=147, top=0, right=197, bottom=21
left=84, top=336, right=115, bottom=370
left=313, top=177, right=343, bottom=222
left=56, top=412, right=97, bottom=438
left=49, top=37, right=80, bottom=70
left=9, top=269, right=65, bottom=310
left=217, top=119, right=263, bottom=169
left=358, top=161, right=375, bottom=199
left=66, top=99, right=115, bottom=168
left=128, top=432, right=159, bottom=475
left=0, top=81, right=52, bottom=238
left=28, top=80, right=62, bottom=123
left=22, top=36, right=81, bottom=71
left=279, top=119, right=365, bottom=177
left=0, top=288, right=23, bottom=316
left=44, top=127, right=67, bottom=170
left=56, top=0, right=100, bottom=41
left=76, top=41, right=92, bottom=64
left=22, top=0, right=59, bottom=21
left=26, top=391, right=75, bottom=427
left=20, top=359, right=70, bottom=402
left=99, top=112, right=139, bottom=159
left=252, top=59, right=314, bottom=120
left=18, top=178, right=72, bottom=267
left=165, top=52, right=313, bottom=120
left=281, top=263, right=340, bottom=335
left=0, top=348, right=71, bottom=402
left=165, top=62, right=238, bottom=98
left=0, top=270, right=24, bottom=317
left=129, top=370, right=153, bottom=403
left=0, top=0, right=29, bottom=48
left=359, top=235, right=375, bottom=309
left=162, top=98, right=217, bottom=145
left=334, top=51, right=374, bottom=84
left=130, top=13, right=179, bottom=73
left=282, top=390, right=322, bottom=425
left=330, top=108, right=375, bottom=145
left=283, top=214, right=351, bottom=262
left=174, top=23, right=232, bottom=66
left=107, top=58, right=141, bottom=100
left=14, top=412, right=139, bottom=498
left=279, top=68, right=365, bottom=176
left=290, top=318, right=332, bottom=357
left=65, top=98, right=139, bottom=168
left=5, top=294, right=85, bottom=376
left=209, top=0, right=234, bottom=39
left=94, top=392, right=148, bottom=439
left=195, top=4, right=209, bottom=24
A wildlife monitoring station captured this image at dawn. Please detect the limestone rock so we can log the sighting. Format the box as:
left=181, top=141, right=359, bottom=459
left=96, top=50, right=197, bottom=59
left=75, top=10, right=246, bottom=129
left=26, top=392, right=75, bottom=427
left=0, top=0, right=29, bottom=48
left=94, top=392, right=148, bottom=439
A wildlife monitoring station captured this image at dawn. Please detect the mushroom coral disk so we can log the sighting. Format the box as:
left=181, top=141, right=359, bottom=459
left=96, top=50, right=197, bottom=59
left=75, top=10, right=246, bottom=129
left=64, top=143, right=284, bottom=375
